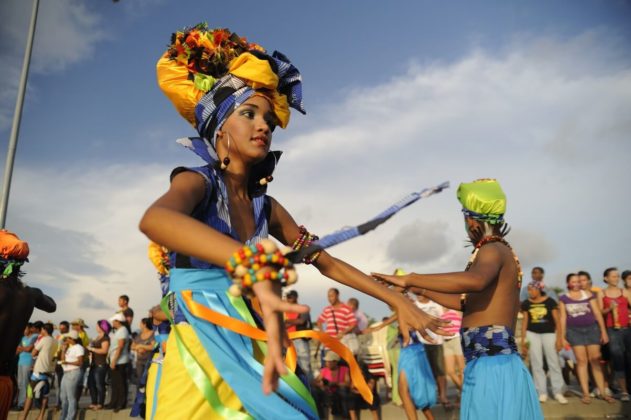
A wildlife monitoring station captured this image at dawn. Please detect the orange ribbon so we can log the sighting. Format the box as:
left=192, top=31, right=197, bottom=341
left=181, top=290, right=373, bottom=404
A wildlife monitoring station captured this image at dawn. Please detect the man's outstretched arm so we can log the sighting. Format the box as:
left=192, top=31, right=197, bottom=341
left=32, top=288, right=56, bottom=313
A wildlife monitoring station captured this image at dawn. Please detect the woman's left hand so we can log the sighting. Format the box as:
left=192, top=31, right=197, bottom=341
left=371, top=272, right=408, bottom=293
left=253, top=278, right=310, bottom=395
left=601, top=332, right=609, bottom=345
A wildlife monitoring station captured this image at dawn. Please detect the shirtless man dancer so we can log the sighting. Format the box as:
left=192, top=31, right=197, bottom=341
left=373, top=179, right=543, bottom=420
left=0, top=230, right=56, bottom=419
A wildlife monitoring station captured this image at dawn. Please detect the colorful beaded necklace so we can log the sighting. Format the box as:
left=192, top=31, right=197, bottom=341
left=460, top=235, right=523, bottom=312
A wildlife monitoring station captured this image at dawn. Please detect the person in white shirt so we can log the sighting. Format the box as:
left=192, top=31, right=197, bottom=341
left=107, top=313, right=131, bottom=412
left=59, top=330, right=84, bottom=420
left=415, top=295, right=451, bottom=408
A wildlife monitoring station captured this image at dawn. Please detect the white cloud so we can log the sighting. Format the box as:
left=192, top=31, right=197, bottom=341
left=21, top=31, right=631, bottom=325
left=0, top=0, right=107, bottom=129
left=387, top=220, right=451, bottom=265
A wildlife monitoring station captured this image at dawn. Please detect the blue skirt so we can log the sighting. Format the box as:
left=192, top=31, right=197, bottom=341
left=460, top=353, right=543, bottom=420
left=398, top=342, right=436, bottom=409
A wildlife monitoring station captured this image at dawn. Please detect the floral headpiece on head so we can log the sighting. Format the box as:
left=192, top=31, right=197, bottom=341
left=457, top=179, right=506, bottom=225
left=148, top=241, right=170, bottom=297
left=0, top=229, right=29, bottom=278
left=157, top=23, right=305, bottom=196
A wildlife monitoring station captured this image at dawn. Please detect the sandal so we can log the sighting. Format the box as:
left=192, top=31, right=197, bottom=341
left=580, top=395, right=592, bottom=404
left=440, top=398, right=453, bottom=410
left=598, top=394, right=617, bottom=404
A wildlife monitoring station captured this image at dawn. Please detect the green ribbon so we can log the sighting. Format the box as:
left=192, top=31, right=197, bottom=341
left=194, top=73, right=217, bottom=92
left=227, top=293, right=318, bottom=414
left=159, top=294, right=252, bottom=420
left=2, top=262, right=14, bottom=278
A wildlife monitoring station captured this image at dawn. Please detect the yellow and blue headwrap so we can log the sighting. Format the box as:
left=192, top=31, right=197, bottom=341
left=156, top=23, right=305, bottom=148
left=457, top=179, right=506, bottom=225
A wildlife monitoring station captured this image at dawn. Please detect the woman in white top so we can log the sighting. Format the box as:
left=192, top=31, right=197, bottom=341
left=59, top=330, right=85, bottom=420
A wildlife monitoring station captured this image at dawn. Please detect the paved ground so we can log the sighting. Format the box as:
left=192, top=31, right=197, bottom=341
left=8, top=386, right=631, bottom=419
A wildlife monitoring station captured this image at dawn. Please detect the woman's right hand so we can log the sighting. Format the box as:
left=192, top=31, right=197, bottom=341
left=391, top=294, right=449, bottom=345
left=252, top=277, right=310, bottom=395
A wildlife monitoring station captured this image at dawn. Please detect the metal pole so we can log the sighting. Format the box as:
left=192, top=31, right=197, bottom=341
left=0, top=0, right=40, bottom=228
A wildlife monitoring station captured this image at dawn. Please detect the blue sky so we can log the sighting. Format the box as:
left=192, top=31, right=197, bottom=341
left=1, top=0, right=630, bottom=327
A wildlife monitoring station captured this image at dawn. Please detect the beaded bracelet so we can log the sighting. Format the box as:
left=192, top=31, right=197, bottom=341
left=226, top=239, right=298, bottom=297
left=291, top=225, right=321, bottom=264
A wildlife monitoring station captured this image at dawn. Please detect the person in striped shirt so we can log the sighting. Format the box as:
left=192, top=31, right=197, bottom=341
left=317, top=289, right=359, bottom=355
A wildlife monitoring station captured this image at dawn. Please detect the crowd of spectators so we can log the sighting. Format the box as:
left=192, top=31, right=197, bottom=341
left=8, top=294, right=161, bottom=419
left=7, top=267, right=630, bottom=419
left=284, top=267, right=631, bottom=419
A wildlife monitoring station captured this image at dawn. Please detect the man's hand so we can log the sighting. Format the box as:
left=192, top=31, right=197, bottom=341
left=253, top=279, right=309, bottom=395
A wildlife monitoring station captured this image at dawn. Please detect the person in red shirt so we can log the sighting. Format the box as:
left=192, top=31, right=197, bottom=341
left=317, top=288, right=358, bottom=356
left=597, top=267, right=631, bottom=401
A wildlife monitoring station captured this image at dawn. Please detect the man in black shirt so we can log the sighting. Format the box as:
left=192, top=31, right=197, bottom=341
left=0, top=231, right=56, bottom=419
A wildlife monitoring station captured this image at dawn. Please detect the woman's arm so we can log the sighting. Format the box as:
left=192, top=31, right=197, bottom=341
left=520, top=308, right=529, bottom=355
left=140, top=172, right=308, bottom=395
left=559, top=301, right=567, bottom=344
left=139, top=171, right=243, bottom=264
left=551, top=308, right=563, bottom=351
left=590, top=298, right=609, bottom=344
left=267, top=197, right=448, bottom=343
left=597, top=290, right=613, bottom=315
left=88, top=340, right=110, bottom=355
left=136, top=339, right=156, bottom=352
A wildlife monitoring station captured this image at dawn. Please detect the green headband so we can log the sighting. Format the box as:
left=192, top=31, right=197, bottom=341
left=457, top=179, right=506, bottom=224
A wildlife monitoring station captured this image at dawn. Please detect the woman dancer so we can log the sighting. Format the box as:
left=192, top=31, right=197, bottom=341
left=139, top=23, right=445, bottom=419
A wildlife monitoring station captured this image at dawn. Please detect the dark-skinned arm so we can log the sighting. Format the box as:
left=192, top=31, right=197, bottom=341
left=363, top=314, right=397, bottom=334
left=551, top=307, right=563, bottom=351
left=372, top=244, right=503, bottom=294
left=31, top=288, right=56, bottom=313
left=267, top=196, right=449, bottom=344
left=408, top=288, right=463, bottom=310
left=139, top=172, right=308, bottom=395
